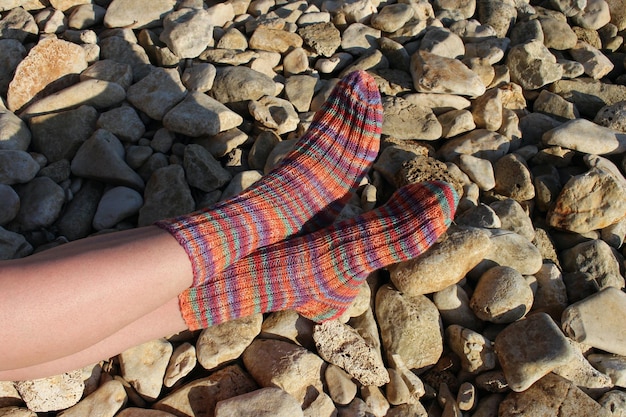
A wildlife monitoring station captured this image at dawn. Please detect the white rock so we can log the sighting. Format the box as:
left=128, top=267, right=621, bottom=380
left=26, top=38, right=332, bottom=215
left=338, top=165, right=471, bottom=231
left=119, top=338, right=173, bottom=401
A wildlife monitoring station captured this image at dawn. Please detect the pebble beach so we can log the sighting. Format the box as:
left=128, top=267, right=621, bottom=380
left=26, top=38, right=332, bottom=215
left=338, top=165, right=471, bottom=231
left=1, top=0, right=626, bottom=415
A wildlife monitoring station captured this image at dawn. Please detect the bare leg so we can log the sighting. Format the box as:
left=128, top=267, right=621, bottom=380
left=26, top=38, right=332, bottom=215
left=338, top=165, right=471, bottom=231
left=0, top=297, right=186, bottom=381
left=0, top=226, right=192, bottom=371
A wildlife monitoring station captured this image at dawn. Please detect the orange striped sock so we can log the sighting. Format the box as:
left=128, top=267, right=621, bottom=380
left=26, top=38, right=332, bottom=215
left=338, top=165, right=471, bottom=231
left=180, top=181, right=458, bottom=330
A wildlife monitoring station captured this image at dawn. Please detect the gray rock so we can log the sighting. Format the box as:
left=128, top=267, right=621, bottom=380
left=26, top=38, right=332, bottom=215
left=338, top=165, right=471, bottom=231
left=371, top=3, right=414, bottom=33
left=550, top=78, right=626, bottom=118
left=0, top=184, right=19, bottom=226
left=420, top=27, right=465, bottom=59
left=599, top=390, right=626, bottom=417
left=93, top=186, right=143, bottom=230
left=325, top=364, right=358, bottom=406
left=433, top=284, right=483, bottom=331
left=97, top=106, right=145, bottom=142
left=595, top=100, right=626, bottom=132
left=539, top=16, right=578, bottom=50
left=552, top=339, right=614, bottom=394
left=589, top=354, right=626, bottom=388
left=160, top=8, right=213, bottom=59
left=55, top=181, right=103, bottom=241
left=341, top=23, right=381, bottom=55
left=0, top=150, right=39, bottom=185
left=284, top=75, right=319, bottom=113
left=29, top=105, right=98, bottom=162
left=182, top=62, right=217, bottom=93
left=446, top=325, right=495, bottom=373
left=570, top=41, right=614, bottom=79
left=71, top=129, right=145, bottom=191
left=0, top=225, right=32, bottom=260
left=495, top=313, right=575, bottom=392
left=0, top=109, right=30, bottom=151
left=127, top=67, right=187, bottom=120
left=457, top=154, right=496, bottom=191
left=99, top=35, right=152, bottom=82
left=215, top=387, right=304, bottom=417
left=164, top=92, right=243, bottom=137
left=183, top=144, right=232, bottom=192
left=210, top=66, right=276, bottom=104
left=248, top=96, right=299, bottom=135
left=138, top=164, right=194, bottom=226
left=438, top=129, right=510, bottom=163
left=489, top=199, right=535, bottom=241
left=80, top=59, right=133, bottom=90
left=493, top=153, right=535, bottom=201
left=314, top=320, right=389, bottom=387
left=0, top=39, right=26, bottom=97
left=561, top=239, right=624, bottom=289
left=12, top=176, right=65, bottom=232
left=455, top=202, right=501, bottom=227
left=533, top=89, right=580, bottom=121
left=477, top=0, right=516, bottom=38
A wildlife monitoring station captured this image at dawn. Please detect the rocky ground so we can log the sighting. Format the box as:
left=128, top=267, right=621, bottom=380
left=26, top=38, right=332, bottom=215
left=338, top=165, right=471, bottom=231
left=1, top=0, right=626, bottom=415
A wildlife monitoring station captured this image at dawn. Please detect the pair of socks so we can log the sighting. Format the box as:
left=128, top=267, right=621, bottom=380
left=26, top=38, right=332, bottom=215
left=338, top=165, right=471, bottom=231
left=156, top=70, right=458, bottom=330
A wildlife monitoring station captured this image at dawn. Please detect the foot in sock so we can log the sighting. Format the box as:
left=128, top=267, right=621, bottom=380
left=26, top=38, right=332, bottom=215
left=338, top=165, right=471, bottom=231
left=155, top=70, right=383, bottom=286
left=180, top=181, right=459, bottom=330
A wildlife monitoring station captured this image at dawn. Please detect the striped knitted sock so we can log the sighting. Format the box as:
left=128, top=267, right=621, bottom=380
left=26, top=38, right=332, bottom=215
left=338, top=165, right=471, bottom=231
left=179, top=181, right=458, bottom=330
left=156, top=70, right=382, bottom=286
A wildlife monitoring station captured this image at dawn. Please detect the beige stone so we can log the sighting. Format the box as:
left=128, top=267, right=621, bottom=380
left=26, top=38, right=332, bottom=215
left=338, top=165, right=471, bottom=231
left=7, top=38, right=87, bottom=113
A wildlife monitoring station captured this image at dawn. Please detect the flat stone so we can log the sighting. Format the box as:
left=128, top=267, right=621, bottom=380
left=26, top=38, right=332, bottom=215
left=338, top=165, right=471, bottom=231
left=550, top=78, right=626, bottom=118
left=248, top=96, right=299, bottom=135
left=298, top=22, right=341, bottom=58
left=570, top=41, right=614, bottom=79
left=599, top=390, right=626, bottom=416
left=438, top=129, right=510, bottom=163
left=104, top=0, right=176, bottom=29
left=99, top=35, right=152, bottom=82
left=561, top=239, right=624, bottom=289
left=97, top=105, right=145, bottom=142
left=15, top=370, right=84, bottom=412
left=7, top=38, right=87, bottom=113
left=341, top=23, right=381, bottom=55
left=473, top=228, right=544, bottom=276
left=164, top=92, right=243, bottom=137
left=552, top=339, right=615, bottom=393
left=370, top=3, right=414, bottom=33
left=457, top=154, right=496, bottom=191
left=0, top=150, right=40, bottom=185
left=433, top=284, right=483, bottom=331
left=163, top=342, right=196, bottom=388
left=493, top=153, right=535, bottom=201
left=472, top=88, right=502, bottom=131
left=489, top=198, right=535, bottom=241
left=325, top=364, right=358, bottom=406
left=0, top=39, right=26, bottom=97
left=127, top=67, right=187, bottom=120
left=571, top=0, right=611, bottom=29
left=249, top=26, right=303, bottom=53
left=437, top=109, right=476, bottom=138
left=215, top=387, right=304, bottom=417
left=589, top=354, right=626, bottom=388
left=56, top=379, right=126, bottom=417
left=499, top=373, right=612, bottom=416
